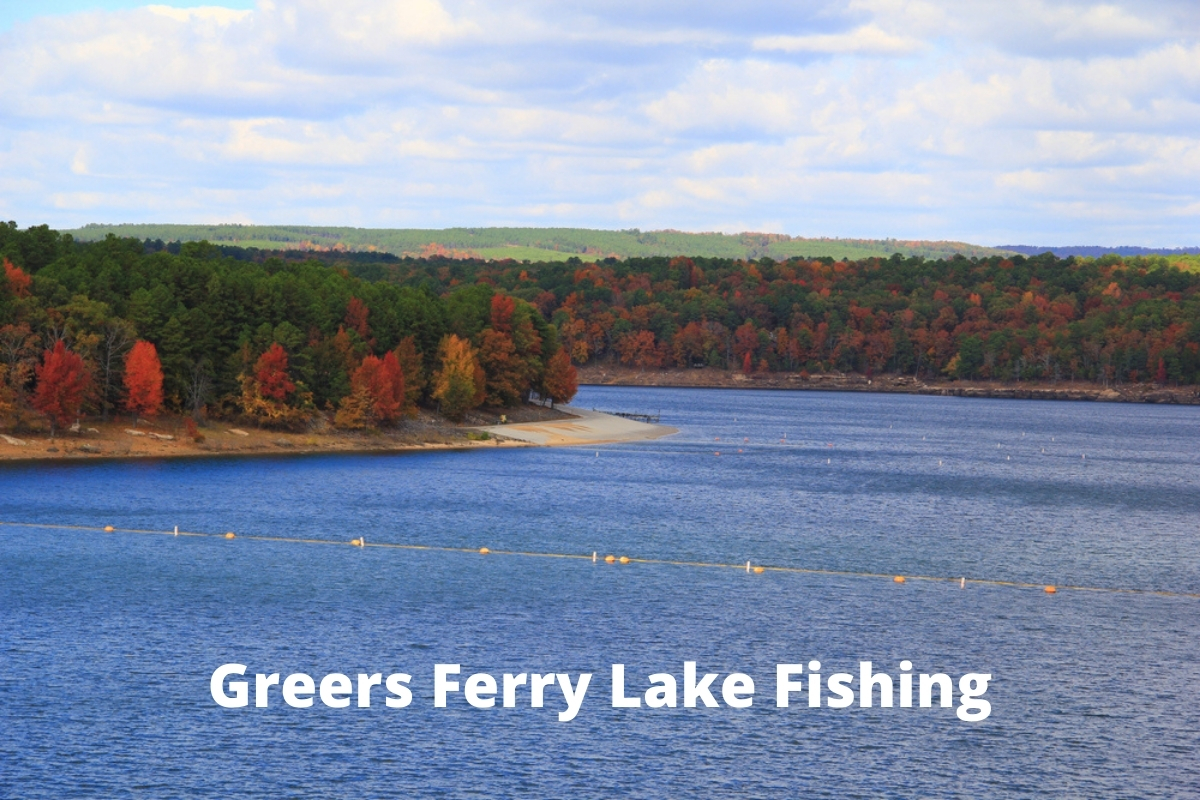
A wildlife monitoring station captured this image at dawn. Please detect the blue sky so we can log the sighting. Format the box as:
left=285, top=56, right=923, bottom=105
left=1, top=0, right=1198, bottom=245
left=0, top=1, right=253, bottom=30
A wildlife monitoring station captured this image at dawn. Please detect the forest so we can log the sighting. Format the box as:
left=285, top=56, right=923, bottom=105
left=317, top=244, right=1200, bottom=387
left=0, top=224, right=578, bottom=434
left=3, top=221, right=1200, bottom=435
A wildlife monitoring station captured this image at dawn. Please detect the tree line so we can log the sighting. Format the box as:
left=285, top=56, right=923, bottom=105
left=0, top=224, right=577, bottom=434
left=5, top=221, right=1200, bottom=439
left=324, top=247, right=1199, bottom=386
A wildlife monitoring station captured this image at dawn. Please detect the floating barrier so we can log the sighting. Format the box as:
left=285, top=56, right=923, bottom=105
left=1, top=520, right=1196, bottom=599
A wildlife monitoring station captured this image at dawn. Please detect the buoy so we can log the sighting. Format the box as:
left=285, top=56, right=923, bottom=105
left=224, top=532, right=235, bottom=539
left=351, top=538, right=363, bottom=547
left=715, top=437, right=720, bottom=441
left=174, top=525, right=178, bottom=537
left=605, top=554, right=615, bottom=563
left=104, top=525, right=114, bottom=532
left=746, top=560, right=751, bottom=573
left=960, top=577, right=965, bottom=589
left=893, top=575, right=905, bottom=583
left=479, top=547, right=490, bottom=555
left=714, top=451, right=720, bottom=456
left=595, top=452, right=599, bottom=457
left=619, top=556, right=630, bottom=564
left=1044, top=585, right=1057, bottom=594
left=826, top=458, right=830, bottom=464
left=753, top=566, right=764, bottom=574
left=592, top=551, right=597, bottom=563
left=744, top=437, right=749, bottom=443
left=738, top=449, right=743, bottom=453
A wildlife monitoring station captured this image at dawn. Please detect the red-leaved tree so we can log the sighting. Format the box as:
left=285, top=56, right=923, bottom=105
left=124, top=340, right=164, bottom=423
left=33, top=341, right=90, bottom=435
left=255, top=343, right=295, bottom=401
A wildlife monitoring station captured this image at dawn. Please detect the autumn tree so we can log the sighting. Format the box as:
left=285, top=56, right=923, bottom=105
left=344, top=297, right=373, bottom=344
left=542, top=348, right=577, bottom=407
left=475, top=294, right=528, bottom=406
left=335, top=351, right=404, bottom=428
left=433, top=334, right=484, bottom=421
left=0, top=323, right=38, bottom=401
left=393, top=336, right=425, bottom=415
left=256, top=343, right=295, bottom=401
left=123, top=340, right=164, bottom=424
left=241, top=342, right=311, bottom=427
left=32, top=341, right=90, bottom=435
left=616, top=330, right=663, bottom=369
left=477, top=327, right=524, bottom=406
left=2, top=258, right=32, bottom=298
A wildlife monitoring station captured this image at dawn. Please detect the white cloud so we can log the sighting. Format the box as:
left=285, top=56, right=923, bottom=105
left=753, top=25, right=923, bottom=55
left=0, top=0, right=1198, bottom=245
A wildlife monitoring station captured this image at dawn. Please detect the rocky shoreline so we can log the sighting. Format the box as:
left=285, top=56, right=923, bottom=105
left=578, top=365, right=1200, bottom=405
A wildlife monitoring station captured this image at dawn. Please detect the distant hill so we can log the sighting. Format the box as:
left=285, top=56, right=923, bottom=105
left=1001, top=244, right=1200, bottom=258
left=65, top=224, right=1014, bottom=261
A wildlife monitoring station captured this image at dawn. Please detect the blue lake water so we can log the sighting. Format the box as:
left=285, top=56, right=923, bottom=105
left=2, top=386, right=1198, bottom=797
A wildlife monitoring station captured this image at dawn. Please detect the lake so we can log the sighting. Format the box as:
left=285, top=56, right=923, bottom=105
left=2, top=386, right=1198, bottom=797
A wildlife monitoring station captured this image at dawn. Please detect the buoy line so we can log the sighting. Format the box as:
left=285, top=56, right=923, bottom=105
left=2, top=519, right=1198, bottom=599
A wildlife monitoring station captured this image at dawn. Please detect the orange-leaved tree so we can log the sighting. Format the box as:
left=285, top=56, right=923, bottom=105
left=433, top=334, right=484, bottom=421
left=344, top=297, right=372, bottom=343
left=542, top=347, right=577, bottom=407
left=393, top=336, right=425, bottom=415
left=33, top=341, right=90, bottom=435
left=123, top=340, right=163, bottom=424
left=2, top=258, right=32, bottom=298
left=335, top=351, right=404, bottom=428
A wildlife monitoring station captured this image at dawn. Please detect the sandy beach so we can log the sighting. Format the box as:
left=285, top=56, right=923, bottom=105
left=476, top=407, right=676, bottom=446
left=0, top=406, right=674, bottom=463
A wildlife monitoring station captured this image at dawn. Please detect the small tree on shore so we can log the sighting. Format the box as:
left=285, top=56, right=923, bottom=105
left=123, top=340, right=164, bottom=425
left=542, top=347, right=577, bottom=407
left=433, top=334, right=484, bottom=421
left=32, top=341, right=90, bottom=436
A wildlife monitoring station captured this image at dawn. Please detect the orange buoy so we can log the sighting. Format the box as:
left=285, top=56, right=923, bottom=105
left=1044, top=585, right=1057, bottom=594
left=619, top=556, right=630, bottom=564
left=479, top=547, right=490, bottom=555
left=753, top=566, right=765, bottom=574
left=351, top=538, right=363, bottom=547
left=893, top=575, right=905, bottom=583
left=103, top=525, right=114, bottom=532
left=604, top=554, right=616, bottom=564
left=224, top=532, right=236, bottom=539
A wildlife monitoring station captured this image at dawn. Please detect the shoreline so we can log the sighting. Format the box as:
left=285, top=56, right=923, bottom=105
left=0, top=405, right=673, bottom=464
left=578, top=365, right=1200, bottom=405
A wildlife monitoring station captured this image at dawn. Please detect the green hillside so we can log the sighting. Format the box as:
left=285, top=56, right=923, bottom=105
left=64, top=224, right=1014, bottom=261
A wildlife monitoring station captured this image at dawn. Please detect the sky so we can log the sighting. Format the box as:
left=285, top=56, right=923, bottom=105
left=1, top=0, right=1198, bottom=245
